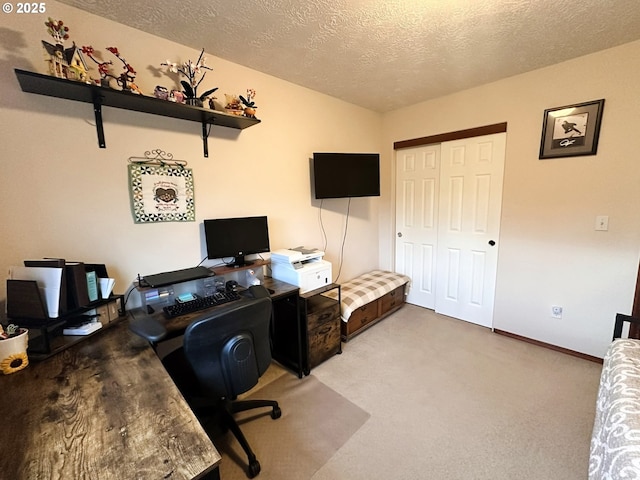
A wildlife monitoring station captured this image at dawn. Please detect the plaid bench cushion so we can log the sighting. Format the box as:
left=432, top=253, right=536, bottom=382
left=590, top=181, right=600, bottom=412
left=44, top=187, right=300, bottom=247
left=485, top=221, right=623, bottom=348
left=325, top=270, right=411, bottom=322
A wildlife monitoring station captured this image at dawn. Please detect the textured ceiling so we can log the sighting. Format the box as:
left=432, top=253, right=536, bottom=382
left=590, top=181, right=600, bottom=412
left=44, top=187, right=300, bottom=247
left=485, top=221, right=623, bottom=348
left=58, top=0, right=640, bottom=113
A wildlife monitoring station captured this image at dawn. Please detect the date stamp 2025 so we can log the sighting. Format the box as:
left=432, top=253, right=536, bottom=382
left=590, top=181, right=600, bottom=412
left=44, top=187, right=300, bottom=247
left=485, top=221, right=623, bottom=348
left=3, top=2, right=47, bottom=14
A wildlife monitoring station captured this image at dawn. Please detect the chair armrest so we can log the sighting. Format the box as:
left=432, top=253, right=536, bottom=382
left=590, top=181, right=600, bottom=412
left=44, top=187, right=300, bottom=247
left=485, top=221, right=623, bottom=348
left=248, top=285, right=271, bottom=299
left=128, top=314, right=168, bottom=343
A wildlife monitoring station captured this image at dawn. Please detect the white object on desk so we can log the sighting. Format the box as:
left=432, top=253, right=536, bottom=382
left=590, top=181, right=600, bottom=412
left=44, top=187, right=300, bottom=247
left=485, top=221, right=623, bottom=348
left=271, top=248, right=332, bottom=293
left=246, top=269, right=261, bottom=286
left=99, top=277, right=115, bottom=299
left=63, top=322, right=102, bottom=336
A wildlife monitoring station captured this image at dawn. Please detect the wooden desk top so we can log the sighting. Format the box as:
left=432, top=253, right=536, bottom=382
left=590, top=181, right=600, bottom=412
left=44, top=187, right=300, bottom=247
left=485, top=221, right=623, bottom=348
left=0, top=321, right=221, bottom=479
left=129, top=279, right=300, bottom=335
left=262, top=276, right=299, bottom=300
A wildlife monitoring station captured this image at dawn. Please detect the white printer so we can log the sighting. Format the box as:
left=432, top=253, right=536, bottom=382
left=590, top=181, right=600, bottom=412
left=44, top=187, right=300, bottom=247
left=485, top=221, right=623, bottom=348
left=270, top=247, right=332, bottom=293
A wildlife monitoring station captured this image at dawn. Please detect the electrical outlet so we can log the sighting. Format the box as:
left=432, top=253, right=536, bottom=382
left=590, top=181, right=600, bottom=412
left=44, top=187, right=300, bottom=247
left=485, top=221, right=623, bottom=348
left=551, top=306, right=563, bottom=319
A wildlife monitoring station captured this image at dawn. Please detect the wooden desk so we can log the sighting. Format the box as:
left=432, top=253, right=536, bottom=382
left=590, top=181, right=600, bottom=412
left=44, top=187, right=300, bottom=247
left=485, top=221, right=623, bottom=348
left=0, top=321, right=221, bottom=479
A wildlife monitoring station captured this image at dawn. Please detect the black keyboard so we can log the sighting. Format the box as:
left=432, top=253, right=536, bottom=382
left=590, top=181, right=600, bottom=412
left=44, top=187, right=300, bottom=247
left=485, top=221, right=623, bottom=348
left=163, top=291, right=241, bottom=318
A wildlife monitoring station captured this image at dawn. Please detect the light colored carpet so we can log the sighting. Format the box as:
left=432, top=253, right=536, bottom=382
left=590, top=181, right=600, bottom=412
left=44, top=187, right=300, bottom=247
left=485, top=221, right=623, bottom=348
left=214, top=370, right=370, bottom=480
left=208, top=304, right=602, bottom=479
left=310, top=304, right=603, bottom=480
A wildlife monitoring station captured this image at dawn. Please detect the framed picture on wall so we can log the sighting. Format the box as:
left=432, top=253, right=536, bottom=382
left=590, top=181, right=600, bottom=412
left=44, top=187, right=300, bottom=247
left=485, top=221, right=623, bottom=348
left=128, top=162, right=195, bottom=223
left=539, top=99, right=605, bottom=159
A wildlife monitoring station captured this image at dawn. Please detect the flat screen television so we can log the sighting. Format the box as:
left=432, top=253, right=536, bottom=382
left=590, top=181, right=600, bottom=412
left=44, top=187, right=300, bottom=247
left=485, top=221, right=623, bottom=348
left=313, top=152, right=380, bottom=199
left=204, top=216, right=270, bottom=268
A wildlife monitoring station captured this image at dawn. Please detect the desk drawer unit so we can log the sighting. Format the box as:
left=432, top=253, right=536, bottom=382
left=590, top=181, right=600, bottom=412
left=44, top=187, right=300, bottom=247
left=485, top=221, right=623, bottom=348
left=306, top=300, right=341, bottom=369
left=308, top=316, right=341, bottom=369
left=301, top=286, right=341, bottom=373
left=306, top=298, right=339, bottom=330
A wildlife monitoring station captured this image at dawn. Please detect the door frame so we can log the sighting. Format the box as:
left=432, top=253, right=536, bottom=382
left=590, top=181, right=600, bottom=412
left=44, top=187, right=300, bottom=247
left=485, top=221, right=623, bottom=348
left=394, top=122, right=507, bottom=150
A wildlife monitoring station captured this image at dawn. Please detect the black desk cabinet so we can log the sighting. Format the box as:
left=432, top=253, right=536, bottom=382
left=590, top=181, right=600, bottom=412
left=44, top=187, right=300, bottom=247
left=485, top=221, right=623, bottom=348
left=269, top=282, right=341, bottom=376
left=261, top=277, right=302, bottom=377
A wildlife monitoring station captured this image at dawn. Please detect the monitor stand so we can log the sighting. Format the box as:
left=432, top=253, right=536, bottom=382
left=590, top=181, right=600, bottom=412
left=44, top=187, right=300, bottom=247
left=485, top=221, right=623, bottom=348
left=230, top=256, right=254, bottom=268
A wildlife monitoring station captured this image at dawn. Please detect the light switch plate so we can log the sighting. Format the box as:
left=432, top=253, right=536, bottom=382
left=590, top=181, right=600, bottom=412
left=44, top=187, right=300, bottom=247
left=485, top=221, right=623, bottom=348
left=595, top=215, right=609, bottom=231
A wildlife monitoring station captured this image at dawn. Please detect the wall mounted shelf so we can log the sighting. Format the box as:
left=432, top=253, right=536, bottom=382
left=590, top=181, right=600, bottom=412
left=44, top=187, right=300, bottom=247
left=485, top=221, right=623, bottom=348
left=14, top=69, right=260, bottom=157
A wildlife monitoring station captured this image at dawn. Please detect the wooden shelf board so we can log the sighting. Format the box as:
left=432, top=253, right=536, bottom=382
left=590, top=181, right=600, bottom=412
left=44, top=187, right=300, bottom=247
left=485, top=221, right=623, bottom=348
left=15, top=69, right=261, bottom=129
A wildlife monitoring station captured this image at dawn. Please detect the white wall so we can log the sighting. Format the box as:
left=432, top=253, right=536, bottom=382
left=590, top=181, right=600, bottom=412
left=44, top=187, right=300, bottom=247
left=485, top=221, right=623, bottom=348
left=0, top=1, right=383, bottom=313
left=4, top=2, right=638, bottom=359
left=381, top=40, right=640, bottom=358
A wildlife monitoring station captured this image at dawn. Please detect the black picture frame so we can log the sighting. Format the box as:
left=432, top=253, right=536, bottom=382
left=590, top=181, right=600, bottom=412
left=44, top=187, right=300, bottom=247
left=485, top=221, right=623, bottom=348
left=539, top=99, right=605, bottom=159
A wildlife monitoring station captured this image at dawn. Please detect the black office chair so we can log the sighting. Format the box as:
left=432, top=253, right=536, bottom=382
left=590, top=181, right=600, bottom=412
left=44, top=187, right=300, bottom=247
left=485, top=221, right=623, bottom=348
left=129, top=285, right=281, bottom=478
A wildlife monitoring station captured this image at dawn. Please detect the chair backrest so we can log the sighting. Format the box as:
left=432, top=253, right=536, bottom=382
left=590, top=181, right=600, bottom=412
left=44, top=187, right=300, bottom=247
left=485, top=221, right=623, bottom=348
left=183, top=287, right=273, bottom=399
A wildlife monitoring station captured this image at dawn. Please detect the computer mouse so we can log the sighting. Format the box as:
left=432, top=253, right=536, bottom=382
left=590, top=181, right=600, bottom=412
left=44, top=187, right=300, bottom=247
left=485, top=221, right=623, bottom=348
left=225, top=280, right=239, bottom=292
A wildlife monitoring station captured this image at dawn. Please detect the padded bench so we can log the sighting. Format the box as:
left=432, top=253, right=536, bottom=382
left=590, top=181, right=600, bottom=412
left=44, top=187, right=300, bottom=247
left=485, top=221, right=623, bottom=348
left=325, top=270, right=411, bottom=341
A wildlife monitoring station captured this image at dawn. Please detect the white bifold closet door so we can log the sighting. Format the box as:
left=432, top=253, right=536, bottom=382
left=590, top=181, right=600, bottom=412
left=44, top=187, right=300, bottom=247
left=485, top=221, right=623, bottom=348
left=395, top=133, right=506, bottom=328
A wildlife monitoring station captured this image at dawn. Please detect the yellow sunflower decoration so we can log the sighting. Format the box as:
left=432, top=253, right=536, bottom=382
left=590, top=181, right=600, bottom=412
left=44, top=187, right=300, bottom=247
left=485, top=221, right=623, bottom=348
left=0, top=352, right=29, bottom=374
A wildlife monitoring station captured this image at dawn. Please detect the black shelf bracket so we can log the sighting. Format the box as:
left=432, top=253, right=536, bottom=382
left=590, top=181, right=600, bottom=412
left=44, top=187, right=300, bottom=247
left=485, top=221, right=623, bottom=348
left=92, top=95, right=106, bottom=148
left=202, top=121, right=209, bottom=158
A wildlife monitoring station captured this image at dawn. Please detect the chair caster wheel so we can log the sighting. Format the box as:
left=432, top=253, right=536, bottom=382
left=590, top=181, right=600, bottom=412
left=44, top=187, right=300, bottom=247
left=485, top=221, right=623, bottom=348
left=247, top=459, right=261, bottom=478
left=271, top=406, right=282, bottom=419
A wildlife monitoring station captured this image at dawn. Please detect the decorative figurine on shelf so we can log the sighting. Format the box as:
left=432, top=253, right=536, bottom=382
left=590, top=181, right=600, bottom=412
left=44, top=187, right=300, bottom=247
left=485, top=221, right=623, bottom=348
left=224, top=94, right=243, bottom=115
left=81, top=45, right=141, bottom=93
left=154, top=85, right=169, bottom=100
left=239, top=89, right=258, bottom=118
left=169, top=90, right=185, bottom=104
left=42, top=17, right=89, bottom=82
left=161, top=48, right=218, bottom=107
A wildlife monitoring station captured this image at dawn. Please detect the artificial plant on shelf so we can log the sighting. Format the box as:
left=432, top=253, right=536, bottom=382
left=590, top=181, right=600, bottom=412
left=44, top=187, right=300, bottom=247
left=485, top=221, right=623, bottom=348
left=81, top=45, right=112, bottom=86
left=107, top=47, right=141, bottom=93
left=161, top=48, right=219, bottom=107
left=81, top=45, right=141, bottom=93
left=239, top=89, right=258, bottom=118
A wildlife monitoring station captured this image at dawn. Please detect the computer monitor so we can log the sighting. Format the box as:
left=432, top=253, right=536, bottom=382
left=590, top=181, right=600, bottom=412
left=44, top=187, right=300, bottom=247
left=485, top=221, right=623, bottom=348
left=204, top=216, right=270, bottom=268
